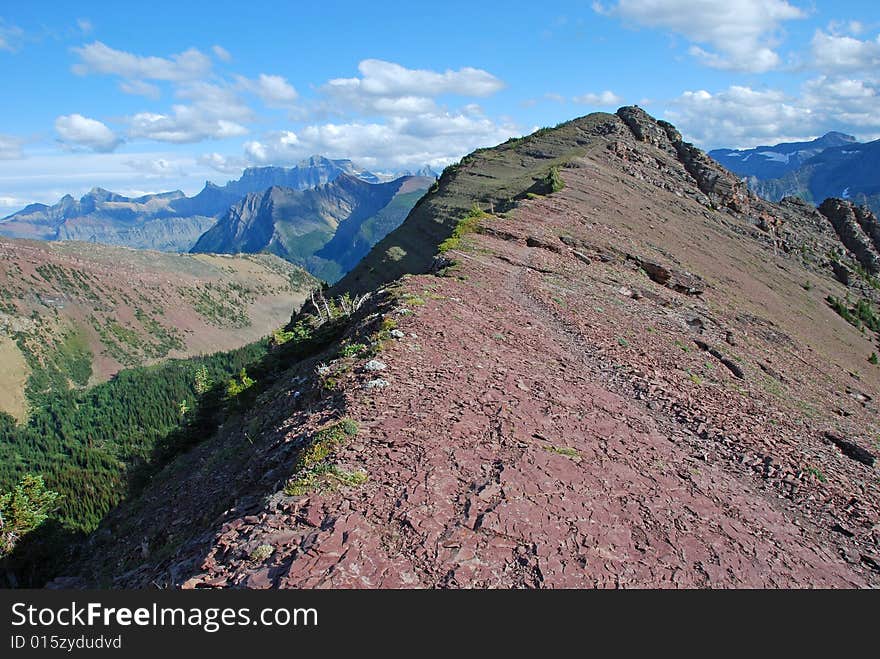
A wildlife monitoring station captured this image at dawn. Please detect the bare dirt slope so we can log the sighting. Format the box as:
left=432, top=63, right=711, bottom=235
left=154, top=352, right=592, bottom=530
left=65, top=108, right=879, bottom=588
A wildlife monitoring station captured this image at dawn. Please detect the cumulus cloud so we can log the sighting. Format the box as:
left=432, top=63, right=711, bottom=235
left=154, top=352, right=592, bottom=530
left=572, top=90, right=623, bottom=106
left=243, top=110, right=519, bottom=170
left=72, top=41, right=212, bottom=81
left=236, top=73, right=298, bottom=106
left=329, top=59, right=505, bottom=97
left=212, top=45, right=232, bottom=62
left=666, top=77, right=880, bottom=148
left=321, top=59, right=504, bottom=117
left=811, top=29, right=880, bottom=73
left=129, top=109, right=248, bottom=144
left=594, top=0, right=805, bottom=72
left=0, top=134, right=25, bottom=160
left=128, top=82, right=253, bottom=143
left=55, top=114, right=122, bottom=152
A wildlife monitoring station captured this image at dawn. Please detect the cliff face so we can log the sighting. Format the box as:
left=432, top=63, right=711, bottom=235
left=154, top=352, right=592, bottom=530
left=60, top=108, right=880, bottom=589
left=191, top=175, right=432, bottom=283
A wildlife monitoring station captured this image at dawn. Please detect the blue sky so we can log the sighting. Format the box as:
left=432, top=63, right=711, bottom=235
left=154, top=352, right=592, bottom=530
left=1, top=0, right=878, bottom=210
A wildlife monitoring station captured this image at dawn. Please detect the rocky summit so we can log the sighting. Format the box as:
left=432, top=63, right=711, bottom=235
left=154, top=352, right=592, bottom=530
left=60, top=107, right=880, bottom=589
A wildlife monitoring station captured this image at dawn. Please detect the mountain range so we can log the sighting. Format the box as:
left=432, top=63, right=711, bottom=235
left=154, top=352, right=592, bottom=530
left=32, top=106, right=879, bottom=589
left=192, top=174, right=433, bottom=283
left=0, top=157, right=438, bottom=264
left=710, top=133, right=880, bottom=214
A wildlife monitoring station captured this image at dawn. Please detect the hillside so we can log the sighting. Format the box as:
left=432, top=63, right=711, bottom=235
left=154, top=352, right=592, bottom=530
left=710, top=135, right=880, bottom=215
left=0, top=236, right=315, bottom=420
left=192, top=174, right=433, bottom=282
left=47, top=108, right=880, bottom=588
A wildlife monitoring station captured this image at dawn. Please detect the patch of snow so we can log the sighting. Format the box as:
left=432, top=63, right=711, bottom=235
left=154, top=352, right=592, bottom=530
left=756, top=151, right=791, bottom=163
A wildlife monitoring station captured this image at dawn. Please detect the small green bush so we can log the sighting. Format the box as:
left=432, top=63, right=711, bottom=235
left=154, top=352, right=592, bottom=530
left=0, top=475, right=61, bottom=557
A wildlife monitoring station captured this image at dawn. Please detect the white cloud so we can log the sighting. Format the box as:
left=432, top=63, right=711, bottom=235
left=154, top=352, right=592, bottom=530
left=55, top=114, right=122, bottom=152
left=127, top=81, right=253, bottom=143
left=594, top=0, right=806, bottom=72
left=76, top=18, right=93, bottom=34
left=811, top=29, right=880, bottom=73
left=242, top=110, right=519, bottom=170
left=198, top=152, right=245, bottom=174
left=802, top=76, right=880, bottom=129
left=212, top=45, right=232, bottom=62
left=0, top=19, right=24, bottom=52
left=123, top=157, right=187, bottom=178
left=72, top=41, right=212, bottom=81
left=666, top=86, right=815, bottom=147
left=666, top=78, right=880, bottom=148
left=0, top=134, right=24, bottom=160
left=572, top=90, right=623, bottom=106
left=320, top=59, right=504, bottom=117
left=328, top=59, right=505, bottom=98
left=129, top=109, right=248, bottom=143
left=119, top=79, right=161, bottom=99
left=236, top=73, right=298, bottom=106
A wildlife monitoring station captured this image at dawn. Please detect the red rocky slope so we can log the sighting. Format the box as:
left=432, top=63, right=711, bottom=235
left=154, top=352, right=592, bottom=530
left=62, top=108, right=880, bottom=588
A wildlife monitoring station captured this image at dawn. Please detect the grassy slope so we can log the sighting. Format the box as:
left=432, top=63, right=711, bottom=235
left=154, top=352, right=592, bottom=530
left=333, top=114, right=616, bottom=295
left=0, top=237, right=316, bottom=418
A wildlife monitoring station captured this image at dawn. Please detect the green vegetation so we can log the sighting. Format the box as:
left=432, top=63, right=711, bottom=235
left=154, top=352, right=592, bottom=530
left=179, top=283, right=253, bottom=328
left=284, top=419, right=363, bottom=496
left=226, top=368, right=256, bottom=399
left=806, top=465, right=826, bottom=483
left=249, top=544, right=274, bottom=562
left=340, top=343, right=368, bottom=358
left=544, top=445, right=580, bottom=460
left=0, top=475, right=61, bottom=557
left=385, top=246, right=407, bottom=262
left=0, top=340, right=268, bottom=535
left=15, top=328, right=93, bottom=400
left=547, top=166, right=565, bottom=193
left=827, top=295, right=880, bottom=334
left=870, top=352, right=878, bottom=365
left=438, top=204, right=489, bottom=253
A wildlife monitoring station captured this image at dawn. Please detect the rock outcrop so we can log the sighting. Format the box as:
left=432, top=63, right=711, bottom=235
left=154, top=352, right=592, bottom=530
left=819, top=198, right=880, bottom=274
left=617, top=106, right=751, bottom=212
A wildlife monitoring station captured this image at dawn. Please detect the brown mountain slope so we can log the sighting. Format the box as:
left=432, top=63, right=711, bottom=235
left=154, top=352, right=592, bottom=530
left=0, top=237, right=315, bottom=419
left=61, top=108, right=879, bottom=588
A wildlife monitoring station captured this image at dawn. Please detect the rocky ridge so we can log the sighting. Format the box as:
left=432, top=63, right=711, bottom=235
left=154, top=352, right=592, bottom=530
left=57, top=107, right=880, bottom=589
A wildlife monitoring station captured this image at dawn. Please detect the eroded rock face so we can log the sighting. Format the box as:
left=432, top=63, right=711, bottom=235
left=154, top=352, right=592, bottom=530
left=819, top=199, right=880, bottom=274
left=854, top=206, right=880, bottom=255
left=616, top=106, right=751, bottom=213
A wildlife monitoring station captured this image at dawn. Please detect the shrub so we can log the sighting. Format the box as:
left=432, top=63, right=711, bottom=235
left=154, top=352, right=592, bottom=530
left=439, top=204, right=489, bottom=253
left=0, top=475, right=61, bottom=557
left=547, top=166, right=565, bottom=193
left=385, top=246, right=407, bottom=262
left=226, top=368, right=255, bottom=398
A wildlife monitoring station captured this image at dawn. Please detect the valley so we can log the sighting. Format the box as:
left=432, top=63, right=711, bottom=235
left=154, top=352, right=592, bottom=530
left=0, top=236, right=315, bottom=420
